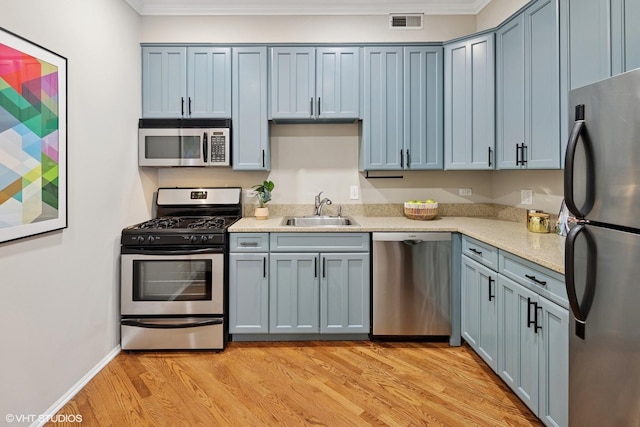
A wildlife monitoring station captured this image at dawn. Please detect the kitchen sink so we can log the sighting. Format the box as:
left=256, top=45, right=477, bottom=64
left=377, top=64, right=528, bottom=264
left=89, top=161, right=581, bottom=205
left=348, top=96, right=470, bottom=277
left=280, top=216, right=359, bottom=227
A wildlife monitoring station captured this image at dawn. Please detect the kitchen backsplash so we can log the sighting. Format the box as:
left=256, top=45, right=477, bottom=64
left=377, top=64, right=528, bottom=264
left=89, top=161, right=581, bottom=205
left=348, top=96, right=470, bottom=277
left=244, top=203, right=552, bottom=224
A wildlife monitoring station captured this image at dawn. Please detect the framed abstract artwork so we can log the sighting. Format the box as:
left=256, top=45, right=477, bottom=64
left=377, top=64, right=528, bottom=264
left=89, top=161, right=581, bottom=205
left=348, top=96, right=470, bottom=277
left=0, top=27, right=67, bottom=244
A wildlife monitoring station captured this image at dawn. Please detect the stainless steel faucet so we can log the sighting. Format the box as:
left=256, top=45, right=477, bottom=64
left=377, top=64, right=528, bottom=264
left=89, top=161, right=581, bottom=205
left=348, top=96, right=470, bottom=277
left=314, top=191, right=332, bottom=216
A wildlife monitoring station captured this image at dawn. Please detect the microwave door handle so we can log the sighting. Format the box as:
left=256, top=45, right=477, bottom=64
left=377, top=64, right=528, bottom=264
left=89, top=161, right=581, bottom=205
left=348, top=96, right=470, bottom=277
left=202, top=132, right=208, bottom=163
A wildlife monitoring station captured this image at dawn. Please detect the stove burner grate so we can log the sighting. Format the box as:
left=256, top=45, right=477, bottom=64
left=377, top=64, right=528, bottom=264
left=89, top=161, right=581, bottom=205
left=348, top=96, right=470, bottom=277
left=137, top=217, right=184, bottom=229
left=187, top=216, right=228, bottom=229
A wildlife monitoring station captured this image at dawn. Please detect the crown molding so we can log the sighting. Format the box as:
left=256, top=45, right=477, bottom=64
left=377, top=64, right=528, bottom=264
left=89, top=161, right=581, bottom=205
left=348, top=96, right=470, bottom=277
left=124, top=0, right=494, bottom=16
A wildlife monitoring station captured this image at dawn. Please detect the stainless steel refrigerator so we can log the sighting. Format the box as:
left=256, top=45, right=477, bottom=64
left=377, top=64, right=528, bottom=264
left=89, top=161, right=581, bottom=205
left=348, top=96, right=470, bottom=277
left=564, top=68, right=640, bottom=426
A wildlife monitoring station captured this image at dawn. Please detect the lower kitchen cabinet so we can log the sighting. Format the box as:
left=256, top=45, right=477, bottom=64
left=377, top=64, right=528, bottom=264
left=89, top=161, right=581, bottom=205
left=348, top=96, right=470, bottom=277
left=270, top=253, right=320, bottom=333
left=497, top=274, right=568, bottom=427
left=461, top=235, right=568, bottom=427
left=461, top=254, right=498, bottom=371
left=229, top=253, right=269, bottom=333
left=320, top=253, right=370, bottom=333
left=270, top=252, right=370, bottom=334
left=231, top=232, right=370, bottom=338
left=229, top=233, right=270, bottom=334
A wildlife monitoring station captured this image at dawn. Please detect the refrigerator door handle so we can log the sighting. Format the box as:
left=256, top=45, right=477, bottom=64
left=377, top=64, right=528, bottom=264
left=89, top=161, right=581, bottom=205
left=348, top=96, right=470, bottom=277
left=565, top=223, right=598, bottom=339
left=564, top=104, right=595, bottom=218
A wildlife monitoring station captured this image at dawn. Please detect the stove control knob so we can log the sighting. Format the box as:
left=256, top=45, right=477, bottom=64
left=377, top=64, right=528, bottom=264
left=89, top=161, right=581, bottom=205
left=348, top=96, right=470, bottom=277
left=136, top=236, right=145, bottom=244
left=190, top=235, right=198, bottom=243
left=200, top=235, right=208, bottom=242
left=148, top=236, right=155, bottom=243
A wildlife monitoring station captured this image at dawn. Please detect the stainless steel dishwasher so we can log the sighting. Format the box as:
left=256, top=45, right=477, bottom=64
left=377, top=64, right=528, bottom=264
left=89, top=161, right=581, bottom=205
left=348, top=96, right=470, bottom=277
left=372, top=232, right=452, bottom=338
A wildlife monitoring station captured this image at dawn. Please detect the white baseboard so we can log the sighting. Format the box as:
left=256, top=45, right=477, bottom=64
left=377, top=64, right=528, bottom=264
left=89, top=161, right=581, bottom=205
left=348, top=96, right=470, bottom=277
left=31, top=345, right=121, bottom=427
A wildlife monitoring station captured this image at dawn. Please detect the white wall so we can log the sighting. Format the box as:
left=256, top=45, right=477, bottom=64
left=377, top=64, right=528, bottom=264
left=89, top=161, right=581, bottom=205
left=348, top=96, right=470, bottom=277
left=476, top=0, right=530, bottom=31
left=141, top=14, right=477, bottom=43
left=0, top=0, right=154, bottom=420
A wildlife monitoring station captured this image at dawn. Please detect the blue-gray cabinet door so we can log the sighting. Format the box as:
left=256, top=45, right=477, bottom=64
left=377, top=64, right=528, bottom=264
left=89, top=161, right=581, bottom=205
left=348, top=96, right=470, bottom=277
left=497, top=274, right=540, bottom=416
left=362, top=47, right=404, bottom=170
left=232, top=47, right=270, bottom=170
left=320, top=253, right=370, bottom=334
left=187, top=47, right=231, bottom=118
left=229, top=253, right=269, bottom=334
left=611, top=0, right=640, bottom=73
left=316, top=47, right=360, bottom=119
left=461, top=255, right=498, bottom=371
left=270, top=253, right=319, bottom=333
left=525, top=0, right=561, bottom=169
left=444, top=34, right=495, bottom=170
left=404, top=46, right=444, bottom=170
left=142, top=46, right=186, bottom=118
left=565, top=0, right=611, bottom=90
left=270, top=47, right=315, bottom=119
left=496, top=14, right=525, bottom=169
left=538, top=296, right=569, bottom=427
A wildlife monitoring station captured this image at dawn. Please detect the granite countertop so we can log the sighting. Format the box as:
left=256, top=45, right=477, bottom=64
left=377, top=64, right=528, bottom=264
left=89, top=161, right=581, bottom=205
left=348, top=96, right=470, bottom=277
left=229, top=215, right=566, bottom=274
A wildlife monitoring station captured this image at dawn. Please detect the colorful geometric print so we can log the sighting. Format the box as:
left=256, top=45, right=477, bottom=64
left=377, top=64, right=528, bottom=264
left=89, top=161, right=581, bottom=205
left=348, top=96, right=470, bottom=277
left=0, top=42, right=59, bottom=228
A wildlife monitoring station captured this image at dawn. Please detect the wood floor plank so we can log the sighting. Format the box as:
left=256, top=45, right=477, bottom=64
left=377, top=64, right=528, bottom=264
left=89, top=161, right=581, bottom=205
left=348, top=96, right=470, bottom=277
left=48, top=341, right=543, bottom=427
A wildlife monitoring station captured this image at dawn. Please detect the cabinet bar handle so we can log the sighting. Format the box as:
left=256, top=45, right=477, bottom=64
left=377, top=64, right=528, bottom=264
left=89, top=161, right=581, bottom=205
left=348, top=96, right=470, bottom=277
left=406, top=149, right=410, bottom=168
left=400, top=150, right=404, bottom=168
left=527, top=297, right=535, bottom=328
left=488, top=146, right=492, bottom=167
left=322, top=258, right=326, bottom=278
left=525, top=274, right=547, bottom=286
left=188, top=97, right=192, bottom=116
left=262, top=150, right=265, bottom=168
left=534, top=303, right=542, bottom=333
left=469, top=248, right=482, bottom=255
left=181, top=97, right=185, bottom=116
left=516, top=143, right=521, bottom=166
left=317, top=97, right=321, bottom=117
left=239, top=242, right=258, bottom=247
left=488, top=276, right=495, bottom=301
left=263, top=257, right=267, bottom=278
left=310, top=97, right=314, bottom=117
left=314, top=257, right=317, bottom=278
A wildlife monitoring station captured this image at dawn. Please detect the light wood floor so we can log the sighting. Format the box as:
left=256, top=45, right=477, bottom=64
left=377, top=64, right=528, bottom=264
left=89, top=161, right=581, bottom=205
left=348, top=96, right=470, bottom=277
left=49, top=341, right=542, bottom=426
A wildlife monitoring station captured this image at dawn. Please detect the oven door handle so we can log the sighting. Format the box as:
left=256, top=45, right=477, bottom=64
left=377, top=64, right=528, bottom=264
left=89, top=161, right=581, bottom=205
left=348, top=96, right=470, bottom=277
left=121, top=248, right=224, bottom=255
left=121, top=318, right=223, bottom=329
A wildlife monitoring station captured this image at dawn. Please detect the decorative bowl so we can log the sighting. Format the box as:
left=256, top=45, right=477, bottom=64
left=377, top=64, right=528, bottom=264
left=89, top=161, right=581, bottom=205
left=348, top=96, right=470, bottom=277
left=404, top=202, right=438, bottom=220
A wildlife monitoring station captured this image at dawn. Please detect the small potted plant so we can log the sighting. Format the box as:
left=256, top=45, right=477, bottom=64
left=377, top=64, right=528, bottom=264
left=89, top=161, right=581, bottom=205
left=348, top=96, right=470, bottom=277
left=252, top=180, right=275, bottom=220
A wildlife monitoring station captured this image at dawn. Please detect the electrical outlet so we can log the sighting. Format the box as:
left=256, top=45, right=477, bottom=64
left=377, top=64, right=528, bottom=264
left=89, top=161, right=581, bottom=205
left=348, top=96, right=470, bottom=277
left=350, top=186, right=360, bottom=200
left=521, top=189, right=533, bottom=205
left=459, top=188, right=472, bottom=196
left=246, top=189, right=257, bottom=199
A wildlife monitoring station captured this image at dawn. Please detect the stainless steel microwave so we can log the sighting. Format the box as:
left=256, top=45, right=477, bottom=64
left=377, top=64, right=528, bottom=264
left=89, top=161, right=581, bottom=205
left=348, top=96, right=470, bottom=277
left=138, top=118, right=231, bottom=167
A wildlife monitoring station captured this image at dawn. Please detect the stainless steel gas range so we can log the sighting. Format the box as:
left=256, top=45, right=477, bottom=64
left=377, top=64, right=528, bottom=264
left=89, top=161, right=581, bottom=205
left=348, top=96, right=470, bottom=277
left=120, top=187, right=241, bottom=351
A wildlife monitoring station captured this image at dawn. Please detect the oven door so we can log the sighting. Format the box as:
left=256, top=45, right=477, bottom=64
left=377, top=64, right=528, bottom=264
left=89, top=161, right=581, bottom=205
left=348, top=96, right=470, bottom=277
left=121, top=251, right=223, bottom=316
left=138, top=127, right=208, bottom=167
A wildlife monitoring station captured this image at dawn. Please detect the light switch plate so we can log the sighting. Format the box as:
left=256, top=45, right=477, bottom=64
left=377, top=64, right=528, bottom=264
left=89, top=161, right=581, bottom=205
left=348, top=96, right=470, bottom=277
left=459, top=188, right=472, bottom=196
left=521, top=189, right=533, bottom=205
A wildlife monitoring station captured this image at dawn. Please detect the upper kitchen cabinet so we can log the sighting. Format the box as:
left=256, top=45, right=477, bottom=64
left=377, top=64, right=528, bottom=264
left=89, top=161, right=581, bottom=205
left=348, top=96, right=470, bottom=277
left=444, top=33, right=495, bottom=170
left=232, top=47, right=270, bottom=170
left=141, top=46, right=231, bottom=118
left=269, top=47, right=360, bottom=121
left=361, top=46, right=443, bottom=170
left=562, top=0, right=640, bottom=92
left=496, top=0, right=561, bottom=169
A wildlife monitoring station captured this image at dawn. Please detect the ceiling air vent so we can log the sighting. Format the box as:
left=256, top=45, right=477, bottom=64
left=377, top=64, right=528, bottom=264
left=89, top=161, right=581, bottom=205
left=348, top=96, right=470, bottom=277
left=389, top=14, right=424, bottom=30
